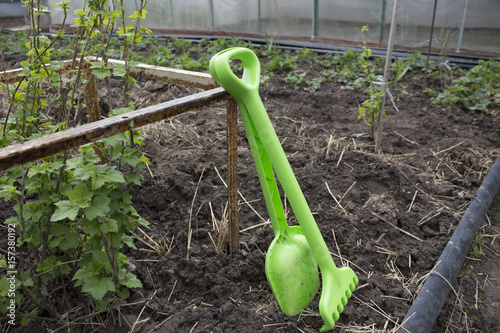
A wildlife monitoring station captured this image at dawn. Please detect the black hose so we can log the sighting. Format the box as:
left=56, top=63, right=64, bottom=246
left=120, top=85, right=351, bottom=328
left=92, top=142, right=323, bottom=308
left=397, top=156, right=500, bottom=333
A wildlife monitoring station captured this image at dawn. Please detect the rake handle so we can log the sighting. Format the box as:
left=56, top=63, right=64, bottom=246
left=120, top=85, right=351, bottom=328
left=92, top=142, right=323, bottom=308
left=242, top=91, right=337, bottom=269
left=237, top=98, right=288, bottom=235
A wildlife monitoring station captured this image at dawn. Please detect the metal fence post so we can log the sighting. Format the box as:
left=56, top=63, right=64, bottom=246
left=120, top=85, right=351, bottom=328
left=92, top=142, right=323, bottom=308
left=456, top=0, right=468, bottom=53
left=226, top=97, right=239, bottom=254
left=311, top=0, right=318, bottom=41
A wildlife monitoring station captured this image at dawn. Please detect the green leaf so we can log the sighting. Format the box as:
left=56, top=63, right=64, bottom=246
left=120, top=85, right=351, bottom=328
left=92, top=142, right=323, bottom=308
left=129, top=9, right=147, bottom=19
left=82, top=218, right=101, bottom=237
left=121, top=272, right=142, bottom=288
left=21, top=308, right=38, bottom=326
left=137, top=217, right=149, bottom=227
left=66, top=183, right=93, bottom=208
left=83, top=196, right=111, bottom=220
left=92, top=250, right=111, bottom=267
left=117, top=287, right=130, bottom=299
left=99, top=133, right=128, bottom=144
left=92, top=68, right=111, bottom=79
left=51, top=200, right=79, bottom=221
left=125, top=172, right=141, bottom=185
left=81, top=276, right=115, bottom=300
left=92, top=168, right=125, bottom=190
left=59, top=228, right=80, bottom=250
left=112, top=66, right=128, bottom=78
left=0, top=277, right=10, bottom=296
left=100, top=218, right=118, bottom=233
left=0, top=184, right=19, bottom=201
left=106, top=168, right=126, bottom=183
left=122, top=234, right=136, bottom=249
left=73, top=265, right=95, bottom=286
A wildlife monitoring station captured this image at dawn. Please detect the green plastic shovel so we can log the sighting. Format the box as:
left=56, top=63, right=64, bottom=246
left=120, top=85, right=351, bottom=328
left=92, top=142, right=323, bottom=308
left=210, top=48, right=319, bottom=315
left=209, top=47, right=358, bottom=331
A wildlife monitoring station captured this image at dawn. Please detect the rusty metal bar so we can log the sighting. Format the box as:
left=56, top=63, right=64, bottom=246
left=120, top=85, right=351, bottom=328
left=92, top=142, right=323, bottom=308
left=226, top=97, right=239, bottom=254
left=0, top=88, right=228, bottom=171
left=0, top=57, right=217, bottom=89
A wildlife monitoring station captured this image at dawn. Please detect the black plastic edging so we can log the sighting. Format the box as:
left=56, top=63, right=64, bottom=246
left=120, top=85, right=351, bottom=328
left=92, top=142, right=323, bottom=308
left=397, top=156, right=500, bottom=333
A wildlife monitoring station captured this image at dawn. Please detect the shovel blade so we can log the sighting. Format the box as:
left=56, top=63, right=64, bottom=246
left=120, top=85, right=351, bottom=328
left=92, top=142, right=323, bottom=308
left=265, top=227, right=320, bottom=316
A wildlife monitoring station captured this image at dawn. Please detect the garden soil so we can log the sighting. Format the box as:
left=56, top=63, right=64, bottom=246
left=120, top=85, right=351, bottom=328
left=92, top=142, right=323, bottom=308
left=1, top=49, right=500, bottom=332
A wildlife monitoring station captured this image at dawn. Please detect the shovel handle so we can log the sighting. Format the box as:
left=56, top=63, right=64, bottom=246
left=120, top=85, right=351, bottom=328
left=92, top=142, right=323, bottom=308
left=209, top=47, right=260, bottom=98
left=210, top=48, right=288, bottom=235
left=210, top=48, right=335, bottom=268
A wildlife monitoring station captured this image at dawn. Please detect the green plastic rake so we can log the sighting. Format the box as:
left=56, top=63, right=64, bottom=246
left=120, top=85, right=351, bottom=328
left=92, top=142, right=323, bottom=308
left=209, top=47, right=358, bottom=332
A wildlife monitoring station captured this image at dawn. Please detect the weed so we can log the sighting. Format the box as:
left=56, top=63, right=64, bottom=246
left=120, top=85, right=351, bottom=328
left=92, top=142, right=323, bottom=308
left=470, top=227, right=486, bottom=258
left=458, top=267, right=472, bottom=278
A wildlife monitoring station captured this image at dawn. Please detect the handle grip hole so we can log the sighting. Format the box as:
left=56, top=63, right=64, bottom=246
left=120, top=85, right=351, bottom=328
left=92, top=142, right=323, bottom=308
left=229, top=59, right=244, bottom=79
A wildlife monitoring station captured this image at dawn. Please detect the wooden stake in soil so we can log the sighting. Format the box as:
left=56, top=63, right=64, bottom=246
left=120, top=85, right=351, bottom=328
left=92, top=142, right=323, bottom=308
left=375, top=0, right=399, bottom=154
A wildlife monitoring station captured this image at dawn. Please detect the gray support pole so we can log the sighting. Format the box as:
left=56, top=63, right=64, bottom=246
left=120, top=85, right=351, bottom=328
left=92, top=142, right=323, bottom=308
left=456, top=0, right=468, bottom=53
left=375, top=0, right=399, bottom=154
left=169, top=0, right=174, bottom=28
left=380, top=0, right=386, bottom=43
left=209, top=0, right=215, bottom=32
left=258, top=0, right=262, bottom=33
left=424, top=0, right=438, bottom=86
left=311, top=0, right=318, bottom=41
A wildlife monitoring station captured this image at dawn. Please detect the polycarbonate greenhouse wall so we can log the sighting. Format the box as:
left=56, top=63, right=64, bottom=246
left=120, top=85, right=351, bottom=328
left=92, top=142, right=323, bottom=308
left=47, top=0, right=500, bottom=54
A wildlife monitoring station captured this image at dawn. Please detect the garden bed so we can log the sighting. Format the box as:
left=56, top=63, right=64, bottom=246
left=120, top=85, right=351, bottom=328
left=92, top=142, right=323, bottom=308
left=1, top=43, right=499, bottom=332
left=120, top=68, right=500, bottom=332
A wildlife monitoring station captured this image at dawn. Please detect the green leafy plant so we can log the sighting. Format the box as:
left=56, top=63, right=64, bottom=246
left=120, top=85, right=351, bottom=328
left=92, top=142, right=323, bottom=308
left=0, top=0, right=150, bottom=325
left=263, top=51, right=298, bottom=74
left=254, top=34, right=281, bottom=58
left=357, top=26, right=384, bottom=132
left=284, top=70, right=309, bottom=90
left=432, top=59, right=500, bottom=112
left=357, top=26, right=411, bottom=133
left=295, top=47, right=318, bottom=64
left=358, top=84, right=385, bottom=130
left=0, top=31, right=30, bottom=55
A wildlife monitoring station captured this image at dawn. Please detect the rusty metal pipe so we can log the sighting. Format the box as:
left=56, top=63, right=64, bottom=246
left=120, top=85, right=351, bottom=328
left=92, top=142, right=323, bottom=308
left=226, top=97, right=239, bottom=253
left=0, top=88, right=228, bottom=171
